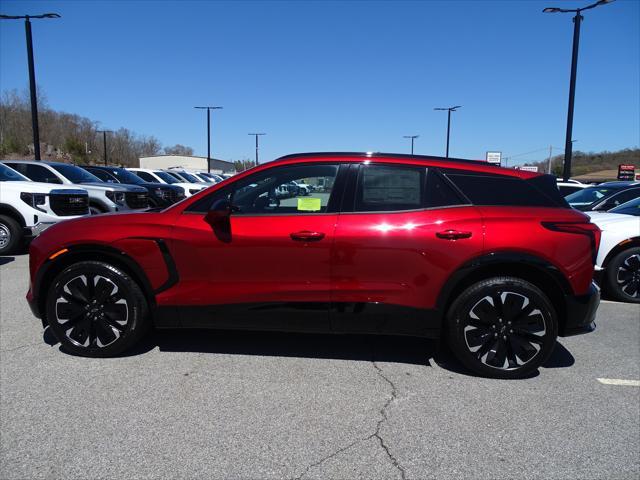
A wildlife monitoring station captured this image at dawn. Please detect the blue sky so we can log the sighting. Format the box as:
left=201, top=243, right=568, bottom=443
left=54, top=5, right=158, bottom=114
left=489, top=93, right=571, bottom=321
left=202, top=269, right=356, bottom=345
left=0, top=0, right=638, bottom=165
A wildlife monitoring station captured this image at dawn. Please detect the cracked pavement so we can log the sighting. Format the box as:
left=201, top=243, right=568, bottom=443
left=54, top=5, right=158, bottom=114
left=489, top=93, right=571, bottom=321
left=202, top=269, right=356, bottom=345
left=2, top=254, right=639, bottom=479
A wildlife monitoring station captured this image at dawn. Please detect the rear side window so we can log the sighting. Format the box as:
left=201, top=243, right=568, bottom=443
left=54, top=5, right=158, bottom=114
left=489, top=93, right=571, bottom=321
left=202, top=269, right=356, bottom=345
left=134, top=171, right=157, bottom=183
left=445, top=172, right=559, bottom=207
left=355, top=165, right=424, bottom=212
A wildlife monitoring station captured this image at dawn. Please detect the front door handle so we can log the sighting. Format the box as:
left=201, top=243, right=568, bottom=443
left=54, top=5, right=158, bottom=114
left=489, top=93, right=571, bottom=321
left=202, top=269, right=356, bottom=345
left=436, top=230, right=472, bottom=240
left=290, top=231, right=326, bottom=242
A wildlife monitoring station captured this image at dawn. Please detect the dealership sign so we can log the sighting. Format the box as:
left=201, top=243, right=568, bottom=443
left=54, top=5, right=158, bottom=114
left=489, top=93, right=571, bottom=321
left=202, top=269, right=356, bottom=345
left=486, top=151, right=502, bottom=166
left=618, top=164, right=635, bottom=181
left=516, top=165, right=539, bottom=173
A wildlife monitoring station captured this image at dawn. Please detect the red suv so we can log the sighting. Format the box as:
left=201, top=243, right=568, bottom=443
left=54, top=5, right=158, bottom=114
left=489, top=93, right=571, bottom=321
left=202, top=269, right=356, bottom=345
left=27, top=153, right=600, bottom=378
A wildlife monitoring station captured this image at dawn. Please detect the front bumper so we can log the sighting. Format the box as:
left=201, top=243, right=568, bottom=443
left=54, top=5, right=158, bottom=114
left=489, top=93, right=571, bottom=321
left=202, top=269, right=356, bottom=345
left=560, top=281, right=600, bottom=337
left=25, top=222, right=56, bottom=238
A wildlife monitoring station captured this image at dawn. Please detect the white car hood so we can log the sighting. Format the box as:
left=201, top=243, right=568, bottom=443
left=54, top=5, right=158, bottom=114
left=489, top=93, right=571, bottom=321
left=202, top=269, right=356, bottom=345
left=0, top=181, right=87, bottom=194
left=588, top=212, right=640, bottom=230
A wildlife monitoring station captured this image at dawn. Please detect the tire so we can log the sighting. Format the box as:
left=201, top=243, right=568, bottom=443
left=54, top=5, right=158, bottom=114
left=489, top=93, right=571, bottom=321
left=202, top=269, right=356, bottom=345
left=0, top=215, right=22, bottom=256
left=605, top=247, right=640, bottom=303
left=45, top=261, right=150, bottom=357
left=446, top=276, right=558, bottom=379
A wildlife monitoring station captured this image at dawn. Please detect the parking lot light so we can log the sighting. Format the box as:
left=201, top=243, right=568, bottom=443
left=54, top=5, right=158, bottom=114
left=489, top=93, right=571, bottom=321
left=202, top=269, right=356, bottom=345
left=543, top=0, right=615, bottom=181
left=0, top=13, right=61, bottom=161
left=434, top=106, right=461, bottom=158
left=248, top=133, right=266, bottom=165
left=194, top=106, right=223, bottom=173
left=403, top=135, right=419, bottom=155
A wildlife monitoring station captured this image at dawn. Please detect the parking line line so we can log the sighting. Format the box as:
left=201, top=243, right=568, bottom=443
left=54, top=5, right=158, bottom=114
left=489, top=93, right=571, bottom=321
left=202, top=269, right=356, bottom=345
left=597, top=378, right=640, bottom=387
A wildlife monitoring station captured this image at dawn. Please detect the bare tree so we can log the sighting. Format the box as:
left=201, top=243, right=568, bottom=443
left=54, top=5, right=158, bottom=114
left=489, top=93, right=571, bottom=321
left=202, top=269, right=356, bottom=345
left=164, top=144, right=194, bottom=156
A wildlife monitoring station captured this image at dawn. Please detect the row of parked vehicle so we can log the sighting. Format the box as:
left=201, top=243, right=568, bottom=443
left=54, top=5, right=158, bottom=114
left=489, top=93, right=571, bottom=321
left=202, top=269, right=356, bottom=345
left=0, top=160, right=234, bottom=255
left=556, top=178, right=640, bottom=303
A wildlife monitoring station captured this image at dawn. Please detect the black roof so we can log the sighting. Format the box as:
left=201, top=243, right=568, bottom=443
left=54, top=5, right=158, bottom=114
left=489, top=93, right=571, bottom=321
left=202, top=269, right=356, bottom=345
left=274, top=151, right=490, bottom=166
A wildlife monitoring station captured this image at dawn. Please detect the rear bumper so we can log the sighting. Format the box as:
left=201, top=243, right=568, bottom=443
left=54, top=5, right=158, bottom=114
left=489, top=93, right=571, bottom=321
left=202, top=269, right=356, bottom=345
left=560, top=282, right=600, bottom=337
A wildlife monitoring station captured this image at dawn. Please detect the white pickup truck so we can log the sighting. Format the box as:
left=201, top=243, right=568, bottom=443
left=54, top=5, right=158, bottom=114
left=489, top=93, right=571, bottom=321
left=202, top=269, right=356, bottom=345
left=0, top=163, right=89, bottom=255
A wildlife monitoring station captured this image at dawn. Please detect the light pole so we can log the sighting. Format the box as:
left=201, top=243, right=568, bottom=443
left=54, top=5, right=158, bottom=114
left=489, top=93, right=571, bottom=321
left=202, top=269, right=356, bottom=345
left=0, top=13, right=60, bottom=161
left=96, top=130, right=112, bottom=166
left=194, top=106, right=223, bottom=173
left=403, top=135, right=419, bottom=155
left=248, top=133, right=266, bottom=165
left=434, top=106, right=461, bottom=158
left=543, top=0, right=615, bottom=181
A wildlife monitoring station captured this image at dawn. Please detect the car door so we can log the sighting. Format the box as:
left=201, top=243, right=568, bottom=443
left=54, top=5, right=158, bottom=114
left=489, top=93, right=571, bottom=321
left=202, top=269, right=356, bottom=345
left=166, top=162, right=346, bottom=332
left=330, top=163, right=485, bottom=336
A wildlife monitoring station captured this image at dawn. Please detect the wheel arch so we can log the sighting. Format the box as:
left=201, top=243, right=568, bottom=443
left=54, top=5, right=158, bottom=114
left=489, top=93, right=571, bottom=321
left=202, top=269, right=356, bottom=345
left=601, top=237, right=640, bottom=270
left=35, top=244, right=157, bottom=325
left=436, top=252, right=572, bottom=331
left=0, top=203, right=27, bottom=228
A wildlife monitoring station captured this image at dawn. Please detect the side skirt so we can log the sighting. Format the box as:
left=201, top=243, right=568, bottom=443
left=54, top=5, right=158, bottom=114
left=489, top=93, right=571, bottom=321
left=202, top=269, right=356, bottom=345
left=153, top=302, right=442, bottom=338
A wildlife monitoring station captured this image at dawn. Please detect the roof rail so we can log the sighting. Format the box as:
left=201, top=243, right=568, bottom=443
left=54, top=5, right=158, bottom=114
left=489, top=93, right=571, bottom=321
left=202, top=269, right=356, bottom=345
left=273, top=151, right=490, bottom=166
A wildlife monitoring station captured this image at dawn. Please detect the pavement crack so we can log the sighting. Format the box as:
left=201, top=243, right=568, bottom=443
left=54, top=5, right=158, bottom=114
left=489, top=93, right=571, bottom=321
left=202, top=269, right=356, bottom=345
left=0, top=341, right=42, bottom=353
left=369, top=361, right=407, bottom=480
left=293, top=437, right=364, bottom=480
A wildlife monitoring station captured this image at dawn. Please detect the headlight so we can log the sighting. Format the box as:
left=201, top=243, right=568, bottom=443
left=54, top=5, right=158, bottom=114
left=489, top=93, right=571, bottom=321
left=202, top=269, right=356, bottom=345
left=153, top=188, right=171, bottom=199
left=189, top=189, right=201, bottom=195
left=105, top=191, right=126, bottom=205
left=20, top=192, right=46, bottom=212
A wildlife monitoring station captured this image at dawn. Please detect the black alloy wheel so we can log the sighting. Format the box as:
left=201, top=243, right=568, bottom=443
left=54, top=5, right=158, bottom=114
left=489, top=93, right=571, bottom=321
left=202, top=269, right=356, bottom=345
left=45, top=261, right=149, bottom=356
left=606, top=247, right=640, bottom=303
left=447, top=277, right=558, bottom=379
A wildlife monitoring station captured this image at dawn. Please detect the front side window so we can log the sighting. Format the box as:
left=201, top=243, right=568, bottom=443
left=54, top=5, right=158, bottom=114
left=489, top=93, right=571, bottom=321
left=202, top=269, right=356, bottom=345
left=187, top=164, right=339, bottom=214
left=50, top=164, right=101, bottom=184
left=86, top=168, right=116, bottom=182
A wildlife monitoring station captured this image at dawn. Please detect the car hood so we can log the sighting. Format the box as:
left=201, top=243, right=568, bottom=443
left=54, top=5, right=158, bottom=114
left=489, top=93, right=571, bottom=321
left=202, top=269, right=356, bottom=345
left=78, top=182, right=147, bottom=193
left=0, top=181, right=88, bottom=194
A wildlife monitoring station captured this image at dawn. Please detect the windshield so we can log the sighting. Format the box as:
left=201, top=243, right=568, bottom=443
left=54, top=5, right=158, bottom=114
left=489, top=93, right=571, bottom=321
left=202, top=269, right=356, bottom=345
left=179, top=172, right=200, bottom=183
left=565, top=186, right=616, bottom=206
left=51, top=164, right=102, bottom=183
left=153, top=171, right=179, bottom=184
left=109, top=168, right=144, bottom=184
left=609, top=197, right=640, bottom=216
left=0, top=163, right=29, bottom=181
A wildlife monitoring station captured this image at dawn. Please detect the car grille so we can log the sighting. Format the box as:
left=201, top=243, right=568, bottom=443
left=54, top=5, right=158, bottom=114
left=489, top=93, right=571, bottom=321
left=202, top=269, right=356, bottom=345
left=125, top=191, right=149, bottom=209
left=49, top=190, right=89, bottom=216
left=165, top=189, right=183, bottom=204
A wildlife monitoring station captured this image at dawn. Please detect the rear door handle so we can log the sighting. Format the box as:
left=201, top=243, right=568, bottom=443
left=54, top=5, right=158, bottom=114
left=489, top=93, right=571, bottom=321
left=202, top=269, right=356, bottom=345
left=436, top=230, right=472, bottom=240
left=290, top=231, right=326, bottom=242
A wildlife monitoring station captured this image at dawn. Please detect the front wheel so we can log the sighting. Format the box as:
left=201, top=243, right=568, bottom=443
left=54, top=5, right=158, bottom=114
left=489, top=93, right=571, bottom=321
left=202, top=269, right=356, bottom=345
left=0, top=215, right=22, bottom=255
left=45, top=261, right=149, bottom=357
left=446, top=277, right=558, bottom=379
left=605, top=247, right=640, bottom=303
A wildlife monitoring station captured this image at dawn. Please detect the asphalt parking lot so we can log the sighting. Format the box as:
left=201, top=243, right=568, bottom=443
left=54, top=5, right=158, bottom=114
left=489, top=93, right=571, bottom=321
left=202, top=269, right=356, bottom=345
left=1, top=253, right=638, bottom=480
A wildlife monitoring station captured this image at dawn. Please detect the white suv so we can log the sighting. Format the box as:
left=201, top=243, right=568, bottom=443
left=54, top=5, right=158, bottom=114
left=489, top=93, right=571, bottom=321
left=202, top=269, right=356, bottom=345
left=3, top=161, right=149, bottom=214
left=0, top=163, right=89, bottom=255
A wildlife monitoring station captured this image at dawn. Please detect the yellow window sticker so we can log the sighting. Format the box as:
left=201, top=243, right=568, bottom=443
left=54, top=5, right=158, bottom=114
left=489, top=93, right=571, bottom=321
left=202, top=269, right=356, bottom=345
left=297, top=197, right=322, bottom=211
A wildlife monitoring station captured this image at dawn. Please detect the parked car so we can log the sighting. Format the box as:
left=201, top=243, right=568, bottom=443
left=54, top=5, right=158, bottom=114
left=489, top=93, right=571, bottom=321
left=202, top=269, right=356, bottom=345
left=3, top=161, right=149, bottom=214
left=128, top=168, right=206, bottom=197
left=565, top=181, right=640, bottom=211
left=557, top=179, right=589, bottom=197
left=198, top=172, right=224, bottom=183
left=27, top=152, right=600, bottom=379
left=0, top=163, right=89, bottom=255
left=165, top=168, right=208, bottom=185
left=588, top=197, right=640, bottom=303
left=81, top=166, right=185, bottom=208
left=168, top=168, right=218, bottom=184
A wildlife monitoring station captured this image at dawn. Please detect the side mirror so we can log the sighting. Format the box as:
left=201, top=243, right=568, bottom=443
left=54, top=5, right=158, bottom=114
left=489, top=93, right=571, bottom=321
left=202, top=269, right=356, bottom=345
left=204, top=199, right=232, bottom=227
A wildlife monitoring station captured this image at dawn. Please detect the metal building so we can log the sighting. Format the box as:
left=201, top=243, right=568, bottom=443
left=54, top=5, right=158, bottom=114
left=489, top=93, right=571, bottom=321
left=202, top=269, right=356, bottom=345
left=138, top=155, right=235, bottom=174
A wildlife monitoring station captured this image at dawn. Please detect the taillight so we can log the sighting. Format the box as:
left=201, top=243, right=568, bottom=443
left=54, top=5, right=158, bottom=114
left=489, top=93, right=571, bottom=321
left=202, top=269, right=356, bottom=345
left=542, top=221, right=601, bottom=264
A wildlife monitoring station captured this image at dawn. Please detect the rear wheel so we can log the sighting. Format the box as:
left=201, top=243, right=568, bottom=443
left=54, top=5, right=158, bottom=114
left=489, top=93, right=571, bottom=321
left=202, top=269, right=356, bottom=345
left=45, top=261, right=149, bottom=357
left=0, top=215, right=22, bottom=255
left=605, top=247, right=640, bottom=303
left=447, top=276, right=558, bottom=379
